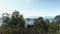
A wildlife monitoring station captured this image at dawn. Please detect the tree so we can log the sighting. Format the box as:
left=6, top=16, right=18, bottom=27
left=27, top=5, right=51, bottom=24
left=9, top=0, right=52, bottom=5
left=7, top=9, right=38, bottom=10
left=2, top=13, right=11, bottom=34
left=38, top=17, right=48, bottom=32
left=48, top=22, right=58, bottom=32
left=9, top=10, right=25, bottom=29
left=34, top=17, right=48, bottom=33
left=2, top=13, right=10, bottom=27
left=2, top=10, right=25, bottom=34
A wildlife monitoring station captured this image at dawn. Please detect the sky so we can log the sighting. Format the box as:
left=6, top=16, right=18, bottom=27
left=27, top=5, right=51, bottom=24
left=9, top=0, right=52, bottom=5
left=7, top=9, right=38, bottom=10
left=0, top=0, right=60, bottom=18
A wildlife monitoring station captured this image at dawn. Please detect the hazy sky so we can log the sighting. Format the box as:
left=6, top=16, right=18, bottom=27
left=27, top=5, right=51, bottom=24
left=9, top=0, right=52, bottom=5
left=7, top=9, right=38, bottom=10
left=0, top=0, right=60, bottom=17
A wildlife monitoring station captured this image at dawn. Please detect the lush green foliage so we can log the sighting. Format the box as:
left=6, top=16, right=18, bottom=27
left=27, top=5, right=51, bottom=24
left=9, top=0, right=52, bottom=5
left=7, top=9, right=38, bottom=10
left=0, top=10, right=59, bottom=34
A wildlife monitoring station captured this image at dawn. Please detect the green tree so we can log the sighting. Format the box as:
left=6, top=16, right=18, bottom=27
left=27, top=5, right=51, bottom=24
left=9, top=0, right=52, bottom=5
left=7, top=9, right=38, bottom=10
left=9, top=10, right=25, bottom=29
left=2, top=10, right=25, bottom=34
left=2, top=13, right=10, bottom=26
left=49, top=22, right=58, bottom=32
left=34, top=17, right=48, bottom=33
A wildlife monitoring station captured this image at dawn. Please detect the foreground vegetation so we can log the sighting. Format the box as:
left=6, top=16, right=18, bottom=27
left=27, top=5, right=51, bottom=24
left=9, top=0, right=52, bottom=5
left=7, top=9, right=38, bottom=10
left=0, top=10, right=60, bottom=34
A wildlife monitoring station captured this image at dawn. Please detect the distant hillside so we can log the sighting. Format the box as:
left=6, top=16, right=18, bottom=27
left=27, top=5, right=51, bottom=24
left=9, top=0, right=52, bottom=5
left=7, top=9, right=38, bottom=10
left=54, top=15, right=60, bottom=23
